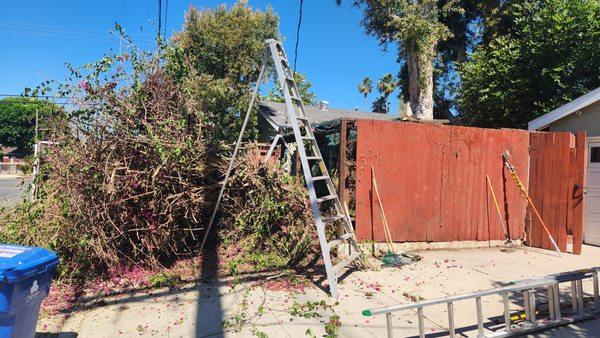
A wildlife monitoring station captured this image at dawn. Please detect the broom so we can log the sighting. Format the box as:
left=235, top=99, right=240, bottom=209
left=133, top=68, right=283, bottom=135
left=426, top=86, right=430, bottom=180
left=371, top=166, right=408, bottom=266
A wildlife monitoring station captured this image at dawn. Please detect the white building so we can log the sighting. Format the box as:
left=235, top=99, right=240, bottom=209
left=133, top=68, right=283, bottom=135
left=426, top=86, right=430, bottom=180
left=529, top=87, right=600, bottom=245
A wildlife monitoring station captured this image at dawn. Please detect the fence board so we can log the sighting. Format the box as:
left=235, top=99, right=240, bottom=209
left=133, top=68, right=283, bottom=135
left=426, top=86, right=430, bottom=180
left=355, top=120, right=530, bottom=243
left=527, top=131, right=586, bottom=253
left=572, top=132, right=587, bottom=254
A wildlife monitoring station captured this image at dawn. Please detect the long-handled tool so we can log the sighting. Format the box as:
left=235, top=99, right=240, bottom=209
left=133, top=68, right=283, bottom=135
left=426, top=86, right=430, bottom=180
left=371, top=166, right=412, bottom=266
left=486, top=175, right=513, bottom=247
left=502, top=152, right=562, bottom=257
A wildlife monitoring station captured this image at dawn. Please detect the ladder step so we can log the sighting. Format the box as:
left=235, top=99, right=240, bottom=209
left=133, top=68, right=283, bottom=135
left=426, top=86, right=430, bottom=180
left=317, top=195, right=337, bottom=203
left=328, top=233, right=353, bottom=249
left=306, top=156, right=322, bottom=161
left=301, top=136, right=315, bottom=141
left=291, top=96, right=302, bottom=101
left=323, top=214, right=345, bottom=223
left=285, top=76, right=294, bottom=82
left=333, top=251, right=361, bottom=274
left=312, top=175, right=329, bottom=181
left=282, top=123, right=308, bottom=130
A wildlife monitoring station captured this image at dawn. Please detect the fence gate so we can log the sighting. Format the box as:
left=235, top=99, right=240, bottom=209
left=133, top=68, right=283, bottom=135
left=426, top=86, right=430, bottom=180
left=527, top=131, right=587, bottom=254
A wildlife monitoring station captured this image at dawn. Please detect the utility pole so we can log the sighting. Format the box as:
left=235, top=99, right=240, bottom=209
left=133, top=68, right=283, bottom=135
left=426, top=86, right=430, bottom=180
left=35, top=109, right=39, bottom=143
left=31, top=109, right=39, bottom=201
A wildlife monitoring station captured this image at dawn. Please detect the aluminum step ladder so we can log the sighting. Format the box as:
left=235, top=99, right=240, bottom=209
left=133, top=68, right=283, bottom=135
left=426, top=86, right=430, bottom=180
left=200, top=39, right=364, bottom=298
left=266, top=39, right=364, bottom=297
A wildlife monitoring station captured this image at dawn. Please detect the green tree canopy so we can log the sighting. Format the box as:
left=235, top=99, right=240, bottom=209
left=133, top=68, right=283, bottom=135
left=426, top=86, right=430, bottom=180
left=167, top=1, right=280, bottom=144
left=372, top=73, right=397, bottom=113
left=458, top=0, right=600, bottom=128
left=0, top=97, right=59, bottom=154
left=338, top=0, right=458, bottom=120
left=358, top=77, right=373, bottom=111
left=265, top=72, right=317, bottom=105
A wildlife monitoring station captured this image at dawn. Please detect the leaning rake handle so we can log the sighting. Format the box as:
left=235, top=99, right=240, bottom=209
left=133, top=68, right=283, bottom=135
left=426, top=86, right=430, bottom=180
left=371, top=166, right=394, bottom=252
left=486, top=175, right=510, bottom=240
left=502, top=155, right=562, bottom=257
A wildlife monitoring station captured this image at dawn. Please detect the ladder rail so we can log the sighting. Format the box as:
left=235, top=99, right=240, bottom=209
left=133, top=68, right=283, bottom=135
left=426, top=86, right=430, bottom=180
left=269, top=41, right=341, bottom=297
left=363, top=267, right=600, bottom=337
left=275, top=43, right=356, bottom=237
left=200, top=50, right=269, bottom=252
left=267, top=39, right=363, bottom=297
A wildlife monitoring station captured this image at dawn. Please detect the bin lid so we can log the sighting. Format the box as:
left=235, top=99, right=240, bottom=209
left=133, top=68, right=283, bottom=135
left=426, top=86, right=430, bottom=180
left=0, top=244, right=59, bottom=283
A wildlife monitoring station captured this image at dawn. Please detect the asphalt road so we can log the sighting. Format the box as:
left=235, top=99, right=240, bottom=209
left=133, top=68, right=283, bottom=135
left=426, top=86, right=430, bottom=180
left=0, top=175, right=30, bottom=208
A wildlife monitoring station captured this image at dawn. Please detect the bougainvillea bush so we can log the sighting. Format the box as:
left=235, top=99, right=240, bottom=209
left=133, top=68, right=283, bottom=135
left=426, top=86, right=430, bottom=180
left=0, top=2, right=318, bottom=283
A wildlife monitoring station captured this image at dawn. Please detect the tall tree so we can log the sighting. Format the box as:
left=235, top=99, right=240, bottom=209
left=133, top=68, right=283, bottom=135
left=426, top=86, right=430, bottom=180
left=372, top=73, right=397, bottom=113
left=0, top=97, right=59, bottom=154
left=459, top=0, right=600, bottom=128
left=167, top=1, right=280, bottom=144
left=358, top=77, right=373, bottom=111
left=337, top=0, right=456, bottom=120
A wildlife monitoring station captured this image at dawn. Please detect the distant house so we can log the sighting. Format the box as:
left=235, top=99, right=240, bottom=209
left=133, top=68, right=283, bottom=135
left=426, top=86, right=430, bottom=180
left=256, top=100, right=395, bottom=172
left=528, top=87, right=600, bottom=246
left=257, top=100, right=395, bottom=142
left=1, top=146, right=25, bottom=164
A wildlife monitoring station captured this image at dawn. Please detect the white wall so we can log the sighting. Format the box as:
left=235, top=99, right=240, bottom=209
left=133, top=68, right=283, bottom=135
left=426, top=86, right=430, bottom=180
left=548, top=101, right=600, bottom=137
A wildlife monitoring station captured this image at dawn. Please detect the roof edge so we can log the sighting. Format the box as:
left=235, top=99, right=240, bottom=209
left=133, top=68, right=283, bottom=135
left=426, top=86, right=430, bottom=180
left=528, top=87, right=600, bottom=131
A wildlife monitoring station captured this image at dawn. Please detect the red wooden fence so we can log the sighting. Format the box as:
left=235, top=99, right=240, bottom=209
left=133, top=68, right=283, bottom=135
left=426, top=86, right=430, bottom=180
left=354, top=120, right=531, bottom=243
left=528, top=131, right=586, bottom=254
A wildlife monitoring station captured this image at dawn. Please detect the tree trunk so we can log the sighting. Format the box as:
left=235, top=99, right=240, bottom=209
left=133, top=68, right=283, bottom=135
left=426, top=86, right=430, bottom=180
left=406, top=43, right=434, bottom=120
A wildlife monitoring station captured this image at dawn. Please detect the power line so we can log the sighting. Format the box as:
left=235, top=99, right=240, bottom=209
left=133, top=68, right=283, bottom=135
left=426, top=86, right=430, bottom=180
left=0, top=101, right=69, bottom=106
left=0, top=21, right=154, bottom=37
left=0, top=23, right=113, bottom=39
left=158, top=0, right=162, bottom=38
left=0, top=94, right=70, bottom=99
left=164, top=0, right=169, bottom=37
left=0, top=28, right=119, bottom=43
left=293, top=0, right=304, bottom=75
left=0, top=28, right=155, bottom=46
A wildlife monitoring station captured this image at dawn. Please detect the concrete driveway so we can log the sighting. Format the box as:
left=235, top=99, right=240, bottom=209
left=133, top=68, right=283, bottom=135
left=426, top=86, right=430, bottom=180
left=37, top=245, right=600, bottom=337
left=0, top=175, right=29, bottom=207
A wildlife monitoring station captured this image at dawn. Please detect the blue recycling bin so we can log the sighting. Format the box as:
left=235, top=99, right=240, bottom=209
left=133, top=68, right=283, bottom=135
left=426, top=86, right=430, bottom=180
left=0, top=244, right=59, bottom=338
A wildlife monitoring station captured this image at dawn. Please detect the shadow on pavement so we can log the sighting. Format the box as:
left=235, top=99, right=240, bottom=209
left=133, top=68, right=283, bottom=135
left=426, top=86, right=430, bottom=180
left=195, top=238, right=224, bottom=338
left=35, top=332, right=78, bottom=337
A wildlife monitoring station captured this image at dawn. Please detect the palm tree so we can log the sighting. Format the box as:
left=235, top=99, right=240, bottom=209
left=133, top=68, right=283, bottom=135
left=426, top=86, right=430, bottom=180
left=358, top=77, right=373, bottom=111
left=377, top=73, right=397, bottom=113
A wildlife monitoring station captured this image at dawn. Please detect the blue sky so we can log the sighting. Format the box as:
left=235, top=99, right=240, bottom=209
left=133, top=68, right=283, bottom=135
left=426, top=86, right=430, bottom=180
left=0, top=0, right=401, bottom=113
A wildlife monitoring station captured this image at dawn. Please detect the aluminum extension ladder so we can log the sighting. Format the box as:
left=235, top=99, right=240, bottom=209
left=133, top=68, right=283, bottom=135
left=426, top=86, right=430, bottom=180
left=201, top=39, right=364, bottom=298
left=363, top=267, right=600, bottom=337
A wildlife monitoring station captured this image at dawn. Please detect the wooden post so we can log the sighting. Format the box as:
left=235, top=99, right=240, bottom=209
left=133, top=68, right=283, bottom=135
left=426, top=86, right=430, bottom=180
left=339, top=118, right=349, bottom=207
left=572, top=131, right=587, bottom=254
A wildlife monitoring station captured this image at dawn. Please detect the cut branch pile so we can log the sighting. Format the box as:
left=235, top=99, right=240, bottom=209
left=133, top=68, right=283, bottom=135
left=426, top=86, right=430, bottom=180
left=1, top=71, right=216, bottom=280
left=218, top=151, right=319, bottom=270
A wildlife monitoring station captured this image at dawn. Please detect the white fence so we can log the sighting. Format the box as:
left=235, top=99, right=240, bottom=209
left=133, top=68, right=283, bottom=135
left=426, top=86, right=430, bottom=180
left=0, top=163, right=22, bottom=175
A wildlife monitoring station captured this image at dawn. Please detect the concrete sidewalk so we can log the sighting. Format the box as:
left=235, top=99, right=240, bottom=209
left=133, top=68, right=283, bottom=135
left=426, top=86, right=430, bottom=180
left=38, top=245, right=600, bottom=337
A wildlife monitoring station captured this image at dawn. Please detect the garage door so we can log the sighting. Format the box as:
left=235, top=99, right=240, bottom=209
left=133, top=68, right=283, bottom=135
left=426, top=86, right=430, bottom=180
left=585, top=139, right=600, bottom=245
